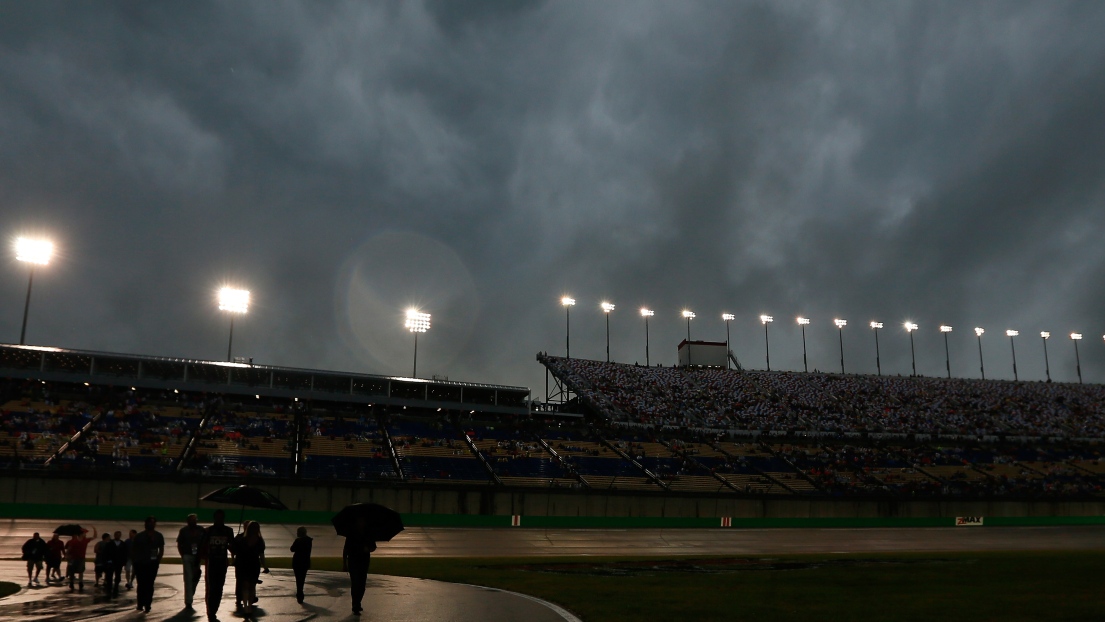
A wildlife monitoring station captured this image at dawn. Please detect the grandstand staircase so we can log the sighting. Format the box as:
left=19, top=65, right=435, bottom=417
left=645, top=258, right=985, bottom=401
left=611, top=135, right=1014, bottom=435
left=593, top=430, right=669, bottom=491
left=535, top=437, right=588, bottom=488
left=660, top=439, right=744, bottom=493
left=175, top=401, right=217, bottom=473
left=44, top=406, right=106, bottom=467
left=459, top=429, right=503, bottom=486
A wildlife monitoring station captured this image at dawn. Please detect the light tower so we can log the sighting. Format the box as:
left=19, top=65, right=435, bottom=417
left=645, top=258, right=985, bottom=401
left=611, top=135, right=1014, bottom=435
left=1040, top=332, right=1051, bottom=382
left=904, top=322, right=918, bottom=377
left=975, top=327, right=986, bottom=379
left=217, top=287, right=250, bottom=362
left=870, top=321, right=883, bottom=376
left=682, top=310, right=695, bottom=341
left=834, top=319, right=847, bottom=374
left=640, top=308, right=654, bottom=366
left=1006, top=330, right=1019, bottom=381
left=405, top=308, right=431, bottom=378
left=722, top=313, right=735, bottom=369
left=15, top=236, right=54, bottom=345
left=760, top=315, right=774, bottom=371
left=1071, top=333, right=1083, bottom=384
left=561, top=297, right=575, bottom=358
left=601, top=302, right=615, bottom=362
left=797, top=317, right=810, bottom=373
left=940, top=326, right=953, bottom=379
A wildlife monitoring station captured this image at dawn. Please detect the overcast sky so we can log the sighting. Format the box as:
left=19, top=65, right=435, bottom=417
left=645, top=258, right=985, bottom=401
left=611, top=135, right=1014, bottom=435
left=3, top=1, right=1105, bottom=397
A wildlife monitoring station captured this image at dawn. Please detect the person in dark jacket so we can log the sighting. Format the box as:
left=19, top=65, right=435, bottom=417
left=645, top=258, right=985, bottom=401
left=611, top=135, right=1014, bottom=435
left=130, top=516, right=165, bottom=613
left=21, top=532, right=48, bottom=587
left=109, top=531, right=129, bottom=598
left=290, top=527, right=313, bottom=603
left=342, top=520, right=376, bottom=616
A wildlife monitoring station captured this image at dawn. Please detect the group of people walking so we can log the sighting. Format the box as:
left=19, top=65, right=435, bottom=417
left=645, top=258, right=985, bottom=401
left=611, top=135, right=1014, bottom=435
left=20, top=511, right=328, bottom=621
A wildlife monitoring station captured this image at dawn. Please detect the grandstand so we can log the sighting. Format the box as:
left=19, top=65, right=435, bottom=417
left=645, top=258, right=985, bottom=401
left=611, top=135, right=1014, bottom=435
left=2, top=342, right=1105, bottom=503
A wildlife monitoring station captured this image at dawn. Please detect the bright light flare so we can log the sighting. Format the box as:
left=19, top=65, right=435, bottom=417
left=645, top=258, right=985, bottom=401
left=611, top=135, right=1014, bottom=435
left=834, top=319, right=847, bottom=328
left=405, top=308, right=431, bottom=333
left=640, top=308, right=654, bottom=317
left=1071, top=333, right=1082, bottom=340
left=974, top=327, right=985, bottom=337
left=15, top=237, right=54, bottom=265
left=1040, top=331, right=1050, bottom=339
left=870, top=321, right=883, bottom=329
left=722, top=313, right=735, bottom=321
left=941, top=325, right=953, bottom=333
left=797, top=317, right=810, bottom=325
left=682, top=310, right=695, bottom=319
left=760, top=315, right=773, bottom=324
left=1006, top=329, right=1019, bottom=337
left=601, top=302, right=615, bottom=313
left=904, top=322, right=918, bottom=332
left=218, top=287, right=250, bottom=314
left=561, top=296, right=576, bottom=307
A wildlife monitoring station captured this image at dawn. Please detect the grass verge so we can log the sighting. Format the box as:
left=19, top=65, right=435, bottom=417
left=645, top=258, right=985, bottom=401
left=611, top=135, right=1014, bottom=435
left=266, top=551, right=1104, bottom=622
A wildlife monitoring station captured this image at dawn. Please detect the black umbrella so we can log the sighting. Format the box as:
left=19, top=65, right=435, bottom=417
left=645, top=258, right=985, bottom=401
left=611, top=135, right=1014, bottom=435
left=331, top=503, right=404, bottom=542
left=54, top=524, right=85, bottom=536
left=201, top=485, right=287, bottom=533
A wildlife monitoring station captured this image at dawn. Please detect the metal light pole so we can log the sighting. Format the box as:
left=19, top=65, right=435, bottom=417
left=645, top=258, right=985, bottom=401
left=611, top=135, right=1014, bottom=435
left=797, top=317, right=810, bottom=372
left=405, top=309, right=431, bottom=378
left=1006, top=329, right=1019, bottom=381
left=940, top=325, right=953, bottom=379
left=641, top=308, right=654, bottom=366
left=834, top=319, right=847, bottom=374
left=1041, top=332, right=1051, bottom=382
left=1071, top=333, right=1083, bottom=384
left=722, top=313, right=735, bottom=369
left=561, top=297, right=575, bottom=358
left=975, top=327, right=985, bottom=379
left=601, top=302, right=615, bottom=362
left=218, top=287, right=250, bottom=362
left=870, top=322, right=883, bottom=376
left=15, top=237, right=54, bottom=345
left=759, top=315, right=773, bottom=371
left=683, top=310, right=695, bottom=341
left=905, top=322, right=918, bottom=377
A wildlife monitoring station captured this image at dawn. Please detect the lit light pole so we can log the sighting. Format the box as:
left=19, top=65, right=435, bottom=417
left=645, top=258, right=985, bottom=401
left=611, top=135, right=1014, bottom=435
left=870, top=322, right=883, bottom=376
left=641, top=308, right=654, bottom=366
left=940, top=326, right=953, bottom=379
left=15, top=237, right=54, bottom=345
left=1040, top=332, right=1051, bottom=382
left=722, top=313, right=735, bottom=369
left=975, top=327, right=986, bottom=379
left=682, top=310, right=695, bottom=341
left=760, top=315, right=774, bottom=371
left=405, top=308, right=431, bottom=378
left=561, top=297, right=575, bottom=359
left=601, top=302, right=615, bottom=362
left=834, top=319, right=847, bottom=374
left=218, top=287, right=250, bottom=362
left=1006, top=329, right=1019, bottom=381
left=1071, top=333, right=1083, bottom=384
left=905, top=322, right=918, bottom=377
left=797, top=317, right=810, bottom=373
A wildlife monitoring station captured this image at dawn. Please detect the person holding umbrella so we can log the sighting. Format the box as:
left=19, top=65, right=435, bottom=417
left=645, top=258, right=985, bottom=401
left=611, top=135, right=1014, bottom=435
left=231, top=521, right=268, bottom=617
left=64, top=525, right=96, bottom=592
left=332, top=503, right=404, bottom=616
left=342, top=521, right=376, bottom=616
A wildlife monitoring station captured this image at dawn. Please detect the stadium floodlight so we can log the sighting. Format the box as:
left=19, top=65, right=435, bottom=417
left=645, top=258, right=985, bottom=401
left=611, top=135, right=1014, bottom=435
left=561, top=296, right=575, bottom=359
left=834, top=319, right=847, bottom=374
left=797, top=317, right=810, bottom=372
left=904, top=322, right=918, bottom=377
left=870, top=322, right=884, bottom=376
left=405, top=308, right=431, bottom=378
left=722, top=313, right=735, bottom=369
left=1006, top=330, right=1019, bottom=381
left=1040, top=332, right=1052, bottom=382
left=760, top=315, right=774, bottom=371
left=940, top=326, right=953, bottom=379
left=601, top=302, right=615, bottom=362
left=641, top=308, right=654, bottom=366
left=218, top=287, right=250, bottom=362
left=1071, top=333, right=1083, bottom=384
left=682, top=310, right=695, bottom=341
left=974, top=327, right=985, bottom=379
left=14, top=236, right=55, bottom=345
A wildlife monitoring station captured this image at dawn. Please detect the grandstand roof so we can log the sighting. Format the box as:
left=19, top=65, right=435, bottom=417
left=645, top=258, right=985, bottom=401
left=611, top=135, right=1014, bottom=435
left=0, top=343, right=530, bottom=415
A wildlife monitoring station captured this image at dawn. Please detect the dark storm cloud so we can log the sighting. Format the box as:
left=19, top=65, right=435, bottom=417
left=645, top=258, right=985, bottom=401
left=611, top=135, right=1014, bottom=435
left=2, top=1, right=1105, bottom=395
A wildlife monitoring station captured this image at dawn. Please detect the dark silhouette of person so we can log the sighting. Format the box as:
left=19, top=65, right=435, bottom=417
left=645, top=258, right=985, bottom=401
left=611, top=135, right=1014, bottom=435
left=109, top=531, right=128, bottom=598
left=200, top=509, right=236, bottom=622
left=342, top=518, right=376, bottom=616
left=130, top=516, right=164, bottom=613
left=290, top=527, right=313, bottom=603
